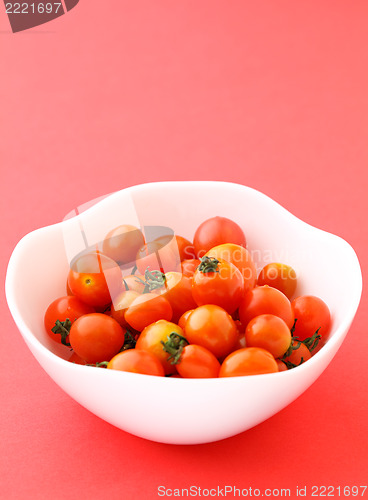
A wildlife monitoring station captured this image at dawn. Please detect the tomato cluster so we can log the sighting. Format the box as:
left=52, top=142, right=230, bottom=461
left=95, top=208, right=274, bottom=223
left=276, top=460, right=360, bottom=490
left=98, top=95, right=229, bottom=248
left=44, top=216, right=332, bottom=378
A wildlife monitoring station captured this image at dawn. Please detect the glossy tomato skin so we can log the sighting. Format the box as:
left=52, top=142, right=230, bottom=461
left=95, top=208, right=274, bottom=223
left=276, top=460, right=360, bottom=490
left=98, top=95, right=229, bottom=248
left=291, top=295, right=331, bottom=341
left=281, top=341, right=311, bottom=367
left=107, top=349, right=165, bottom=376
left=44, top=295, right=95, bottom=344
left=245, top=314, right=292, bottom=359
left=192, top=258, right=244, bottom=314
left=102, top=225, right=145, bottom=266
left=178, top=309, right=195, bottom=330
left=69, top=313, right=125, bottom=364
left=184, top=304, right=238, bottom=359
left=176, top=345, right=221, bottom=378
left=219, top=347, right=279, bottom=377
left=124, top=292, right=173, bottom=332
left=205, top=244, right=257, bottom=294
left=160, top=271, right=197, bottom=323
left=67, top=251, right=123, bottom=308
left=135, top=241, right=179, bottom=275
left=110, top=290, right=141, bottom=328
left=193, top=216, right=246, bottom=258
left=135, top=320, right=183, bottom=375
left=181, top=259, right=201, bottom=277
left=239, top=285, right=294, bottom=330
left=155, top=235, right=196, bottom=261
left=257, top=263, right=297, bottom=300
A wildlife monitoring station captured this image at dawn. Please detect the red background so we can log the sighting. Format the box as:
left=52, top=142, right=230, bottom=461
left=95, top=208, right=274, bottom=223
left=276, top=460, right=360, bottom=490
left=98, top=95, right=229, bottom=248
left=1, top=1, right=367, bottom=498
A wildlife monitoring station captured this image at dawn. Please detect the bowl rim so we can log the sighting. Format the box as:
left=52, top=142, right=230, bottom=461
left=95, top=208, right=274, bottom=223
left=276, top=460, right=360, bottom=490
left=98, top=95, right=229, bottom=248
left=5, top=180, right=363, bottom=382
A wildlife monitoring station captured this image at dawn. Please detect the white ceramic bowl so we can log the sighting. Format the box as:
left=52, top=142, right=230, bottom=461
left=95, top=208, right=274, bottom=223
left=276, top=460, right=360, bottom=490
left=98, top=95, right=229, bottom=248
left=5, top=181, right=362, bottom=444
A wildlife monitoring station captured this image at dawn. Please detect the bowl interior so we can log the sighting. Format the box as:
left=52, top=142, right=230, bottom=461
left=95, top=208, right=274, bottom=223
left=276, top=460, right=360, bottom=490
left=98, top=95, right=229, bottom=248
left=7, top=181, right=361, bottom=358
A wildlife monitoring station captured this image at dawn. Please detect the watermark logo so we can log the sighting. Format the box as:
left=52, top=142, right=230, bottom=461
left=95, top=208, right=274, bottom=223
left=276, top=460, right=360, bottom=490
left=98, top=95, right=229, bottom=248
left=3, top=0, right=79, bottom=33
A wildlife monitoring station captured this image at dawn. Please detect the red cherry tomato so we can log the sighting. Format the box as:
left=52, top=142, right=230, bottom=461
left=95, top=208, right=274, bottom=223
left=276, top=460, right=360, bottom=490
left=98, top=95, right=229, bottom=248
left=245, top=314, right=292, bottom=359
left=107, top=349, right=165, bottom=376
left=181, top=259, right=201, bottom=277
left=257, top=263, right=297, bottom=299
left=155, top=234, right=196, bottom=261
left=184, top=304, right=238, bottom=359
left=205, top=243, right=257, bottom=294
left=178, top=309, right=195, bottom=330
left=67, top=251, right=123, bottom=308
left=44, top=295, right=95, bottom=345
left=239, top=285, right=294, bottom=330
left=192, top=256, right=244, bottom=314
left=291, top=295, right=331, bottom=341
left=219, top=347, right=279, bottom=377
left=122, top=274, right=146, bottom=294
left=162, top=339, right=220, bottom=378
left=280, top=340, right=312, bottom=368
left=102, top=225, right=145, bottom=266
left=69, top=313, right=125, bottom=364
left=193, top=216, right=246, bottom=258
left=124, top=292, right=173, bottom=332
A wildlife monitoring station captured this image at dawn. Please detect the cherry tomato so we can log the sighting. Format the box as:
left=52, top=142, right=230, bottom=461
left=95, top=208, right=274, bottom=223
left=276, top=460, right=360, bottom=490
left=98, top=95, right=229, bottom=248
left=184, top=304, right=238, bottom=359
left=155, top=234, right=196, bottom=261
left=257, top=263, right=297, bottom=299
left=44, top=295, right=95, bottom=345
left=107, top=349, right=165, bottom=376
left=193, top=216, right=246, bottom=258
left=102, top=225, right=145, bottom=266
left=67, top=251, right=123, bottom=308
left=69, top=313, right=125, bottom=364
left=110, top=290, right=140, bottom=328
left=239, top=285, right=294, bottom=329
left=219, top=347, right=278, bottom=377
left=124, top=292, right=173, bottom=332
left=122, top=274, right=146, bottom=294
left=135, top=241, right=179, bottom=275
left=192, top=256, right=244, bottom=314
left=159, top=271, right=197, bottom=323
left=178, top=309, right=194, bottom=330
left=174, top=344, right=221, bottom=378
left=245, top=314, right=292, bottom=358
left=291, top=295, right=331, bottom=341
left=205, top=243, right=257, bottom=293
left=135, top=319, right=183, bottom=375
left=276, top=359, right=288, bottom=372
left=181, top=259, right=201, bottom=277
left=280, top=340, right=311, bottom=368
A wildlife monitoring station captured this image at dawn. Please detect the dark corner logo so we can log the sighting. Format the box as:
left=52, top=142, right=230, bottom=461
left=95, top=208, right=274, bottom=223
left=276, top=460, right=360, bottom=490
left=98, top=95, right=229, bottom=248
left=4, top=0, right=79, bottom=33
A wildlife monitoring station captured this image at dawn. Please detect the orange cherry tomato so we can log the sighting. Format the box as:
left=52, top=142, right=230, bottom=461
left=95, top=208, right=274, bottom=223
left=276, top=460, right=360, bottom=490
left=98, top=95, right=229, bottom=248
left=175, top=344, right=221, bottom=378
left=124, top=292, right=173, bottom=332
left=257, top=262, right=297, bottom=299
left=135, top=320, right=184, bottom=375
left=184, top=304, right=238, bottom=359
left=159, top=271, right=197, bottom=323
left=178, top=309, right=194, bottom=330
left=205, top=243, right=257, bottom=294
left=107, top=349, right=165, bottom=376
left=122, top=274, right=146, bottom=294
left=102, top=225, right=145, bottom=266
left=110, top=290, right=141, bottom=328
left=245, top=314, right=292, bottom=359
left=135, top=241, right=179, bottom=275
left=219, top=347, right=279, bottom=377
left=192, top=256, right=244, bottom=314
